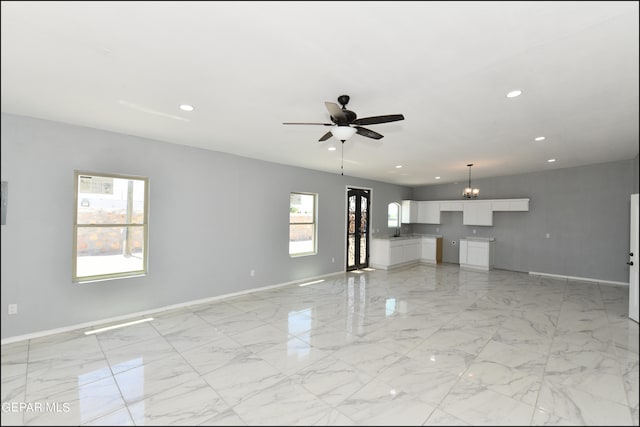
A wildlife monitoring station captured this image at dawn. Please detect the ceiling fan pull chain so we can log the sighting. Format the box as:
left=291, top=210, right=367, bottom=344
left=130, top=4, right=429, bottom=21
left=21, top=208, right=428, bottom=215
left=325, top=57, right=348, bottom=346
left=341, top=140, right=344, bottom=176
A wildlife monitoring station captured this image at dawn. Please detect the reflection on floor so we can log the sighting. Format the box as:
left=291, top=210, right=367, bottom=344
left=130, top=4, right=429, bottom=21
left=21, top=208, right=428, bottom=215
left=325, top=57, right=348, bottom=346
left=1, top=264, right=638, bottom=426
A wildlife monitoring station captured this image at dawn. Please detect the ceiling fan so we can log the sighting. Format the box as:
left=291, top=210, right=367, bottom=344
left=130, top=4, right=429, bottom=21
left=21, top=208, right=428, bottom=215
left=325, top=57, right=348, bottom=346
left=283, top=95, right=405, bottom=142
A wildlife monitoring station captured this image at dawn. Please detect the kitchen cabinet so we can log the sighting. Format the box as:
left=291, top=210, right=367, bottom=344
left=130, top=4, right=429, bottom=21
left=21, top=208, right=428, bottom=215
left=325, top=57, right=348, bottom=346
left=439, top=201, right=464, bottom=211
left=401, top=200, right=417, bottom=224
left=459, top=237, right=494, bottom=271
left=417, top=201, right=440, bottom=224
left=399, top=198, right=528, bottom=225
left=403, top=239, right=421, bottom=262
left=421, top=236, right=443, bottom=264
left=371, top=238, right=416, bottom=269
left=491, top=199, right=529, bottom=211
left=371, top=235, right=442, bottom=270
left=462, top=201, right=493, bottom=226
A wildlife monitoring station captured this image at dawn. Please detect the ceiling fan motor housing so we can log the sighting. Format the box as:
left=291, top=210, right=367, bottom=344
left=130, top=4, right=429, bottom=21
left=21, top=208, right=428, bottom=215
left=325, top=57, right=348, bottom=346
left=283, top=94, right=405, bottom=142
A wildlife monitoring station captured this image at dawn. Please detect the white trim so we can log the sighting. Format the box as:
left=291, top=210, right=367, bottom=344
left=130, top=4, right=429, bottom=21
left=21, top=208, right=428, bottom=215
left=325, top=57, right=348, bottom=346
left=529, top=271, right=628, bottom=287
left=1, top=270, right=344, bottom=345
left=461, top=264, right=491, bottom=272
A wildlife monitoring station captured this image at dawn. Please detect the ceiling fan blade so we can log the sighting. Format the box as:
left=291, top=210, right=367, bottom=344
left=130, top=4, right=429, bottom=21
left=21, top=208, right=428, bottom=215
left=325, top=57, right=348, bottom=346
left=318, top=131, right=333, bottom=142
left=282, top=122, right=333, bottom=126
left=325, top=102, right=347, bottom=123
left=355, top=126, right=384, bottom=140
left=352, top=114, right=405, bottom=126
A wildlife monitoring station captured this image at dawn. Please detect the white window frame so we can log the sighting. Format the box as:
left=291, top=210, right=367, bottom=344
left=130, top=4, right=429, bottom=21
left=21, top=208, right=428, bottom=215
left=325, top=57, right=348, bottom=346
left=73, top=171, right=149, bottom=283
left=388, top=202, right=401, bottom=229
left=289, top=192, right=317, bottom=257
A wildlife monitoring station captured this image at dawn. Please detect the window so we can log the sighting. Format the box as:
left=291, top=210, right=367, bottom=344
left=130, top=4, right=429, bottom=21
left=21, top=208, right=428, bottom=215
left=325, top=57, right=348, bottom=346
left=388, top=202, right=401, bottom=228
left=73, top=171, right=149, bottom=282
left=289, top=192, right=317, bottom=256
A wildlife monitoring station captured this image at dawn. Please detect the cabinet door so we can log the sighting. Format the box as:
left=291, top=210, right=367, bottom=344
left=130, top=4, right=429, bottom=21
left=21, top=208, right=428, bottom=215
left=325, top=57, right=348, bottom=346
left=440, top=201, right=463, bottom=211
left=371, top=240, right=391, bottom=265
left=467, top=241, right=489, bottom=267
left=421, top=238, right=436, bottom=261
left=417, top=201, right=441, bottom=224
left=491, top=200, right=511, bottom=211
left=491, top=199, right=529, bottom=211
left=401, top=200, right=417, bottom=223
left=463, top=201, right=493, bottom=226
left=404, top=241, right=420, bottom=262
left=459, top=240, right=468, bottom=264
left=389, top=244, right=403, bottom=265
left=509, top=199, right=529, bottom=211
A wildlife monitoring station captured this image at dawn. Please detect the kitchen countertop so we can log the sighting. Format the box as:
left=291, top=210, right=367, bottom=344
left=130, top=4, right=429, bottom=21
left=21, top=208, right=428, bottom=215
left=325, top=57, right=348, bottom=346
left=462, top=236, right=495, bottom=242
left=373, top=234, right=443, bottom=241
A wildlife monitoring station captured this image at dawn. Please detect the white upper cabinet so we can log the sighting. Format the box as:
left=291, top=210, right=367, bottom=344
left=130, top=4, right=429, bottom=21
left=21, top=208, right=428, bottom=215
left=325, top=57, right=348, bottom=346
left=491, top=198, right=529, bottom=211
left=417, top=201, right=440, bottom=224
left=400, top=198, right=529, bottom=225
left=401, top=200, right=417, bottom=224
left=439, top=201, right=464, bottom=211
left=463, top=201, right=493, bottom=226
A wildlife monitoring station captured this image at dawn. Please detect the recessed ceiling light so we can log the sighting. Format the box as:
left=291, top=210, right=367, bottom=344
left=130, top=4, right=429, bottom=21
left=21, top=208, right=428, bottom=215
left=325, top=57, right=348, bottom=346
left=328, top=147, right=336, bottom=151
left=547, top=158, right=556, bottom=163
left=395, top=165, right=403, bottom=169
left=435, top=176, right=441, bottom=180
left=179, top=104, right=194, bottom=112
left=506, top=90, right=522, bottom=98
left=535, top=136, right=546, bottom=141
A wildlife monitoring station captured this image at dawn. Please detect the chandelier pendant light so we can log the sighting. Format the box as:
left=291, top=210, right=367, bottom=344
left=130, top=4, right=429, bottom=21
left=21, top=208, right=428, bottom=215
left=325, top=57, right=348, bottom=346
left=463, top=163, right=479, bottom=199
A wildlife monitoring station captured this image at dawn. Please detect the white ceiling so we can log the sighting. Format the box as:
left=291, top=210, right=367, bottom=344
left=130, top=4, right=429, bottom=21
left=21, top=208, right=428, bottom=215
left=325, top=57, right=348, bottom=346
left=1, top=1, right=638, bottom=186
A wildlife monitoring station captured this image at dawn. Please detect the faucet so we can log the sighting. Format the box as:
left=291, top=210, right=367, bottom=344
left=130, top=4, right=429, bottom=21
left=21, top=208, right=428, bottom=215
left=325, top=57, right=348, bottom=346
left=394, top=226, right=401, bottom=237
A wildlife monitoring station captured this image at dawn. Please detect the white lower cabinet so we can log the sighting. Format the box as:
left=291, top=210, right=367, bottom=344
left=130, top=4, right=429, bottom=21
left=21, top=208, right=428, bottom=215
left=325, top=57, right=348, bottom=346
left=389, top=244, right=403, bottom=265
left=420, top=237, right=443, bottom=264
left=403, top=240, right=420, bottom=263
left=459, top=237, right=494, bottom=271
left=371, top=236, right=441, bottom=270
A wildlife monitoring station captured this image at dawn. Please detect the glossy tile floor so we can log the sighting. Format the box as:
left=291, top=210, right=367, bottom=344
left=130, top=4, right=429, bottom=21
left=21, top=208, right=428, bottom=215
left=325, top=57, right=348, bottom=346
left=1, top=264, right=638, bottom=426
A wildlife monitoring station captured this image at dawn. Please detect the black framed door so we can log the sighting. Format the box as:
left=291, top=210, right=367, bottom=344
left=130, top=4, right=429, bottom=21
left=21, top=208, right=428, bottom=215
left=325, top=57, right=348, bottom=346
left=347, top=188, right=370, bottom=271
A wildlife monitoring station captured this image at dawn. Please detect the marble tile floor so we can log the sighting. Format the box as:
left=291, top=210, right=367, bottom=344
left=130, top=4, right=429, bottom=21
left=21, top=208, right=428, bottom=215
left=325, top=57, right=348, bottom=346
left=1, top=264, right=638, bottom=426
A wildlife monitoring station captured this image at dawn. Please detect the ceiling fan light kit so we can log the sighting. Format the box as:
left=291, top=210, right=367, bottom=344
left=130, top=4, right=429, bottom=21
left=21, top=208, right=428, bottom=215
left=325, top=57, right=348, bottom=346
left=330, top=126, right=357, bottom=141
left=283, top=95, right=405, bottom=174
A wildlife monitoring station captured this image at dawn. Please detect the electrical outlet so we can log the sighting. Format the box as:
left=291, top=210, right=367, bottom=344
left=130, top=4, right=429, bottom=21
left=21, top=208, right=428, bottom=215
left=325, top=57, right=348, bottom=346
left=545, top=233, right=551, bottom=239
left=250, top=269, right=255, bottom=277
left=331, top=257, right=335, bottom=263
left=436, top=228, right=439, bottom=232
left=8, top=304, right=17, bottom=315
left=472, top=229, right=476, bottom=234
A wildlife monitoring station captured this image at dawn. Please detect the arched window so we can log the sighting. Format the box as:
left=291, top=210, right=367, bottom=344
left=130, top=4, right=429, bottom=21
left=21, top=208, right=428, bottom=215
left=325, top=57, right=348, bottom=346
left=387, top=202, right=401, bottom=228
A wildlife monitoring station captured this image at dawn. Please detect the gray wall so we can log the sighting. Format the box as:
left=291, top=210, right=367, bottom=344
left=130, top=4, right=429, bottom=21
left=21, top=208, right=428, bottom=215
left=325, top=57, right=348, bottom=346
left=634, top=153, right=639, bottom=194
left=0, top=113, right=411, bottom=339
left=411, top=159, right=637, bottom=283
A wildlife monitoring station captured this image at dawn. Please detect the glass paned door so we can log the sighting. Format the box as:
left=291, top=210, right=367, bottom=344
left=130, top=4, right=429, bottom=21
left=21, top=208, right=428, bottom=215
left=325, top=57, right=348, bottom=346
left=347, top=188, right=370, bottom=271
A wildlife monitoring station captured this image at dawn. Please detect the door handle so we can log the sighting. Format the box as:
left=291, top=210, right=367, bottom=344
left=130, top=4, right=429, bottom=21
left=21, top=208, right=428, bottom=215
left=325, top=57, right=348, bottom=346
left=628, top=261, right=634, bottom=266
left=631, top=252, right=634, bottom=257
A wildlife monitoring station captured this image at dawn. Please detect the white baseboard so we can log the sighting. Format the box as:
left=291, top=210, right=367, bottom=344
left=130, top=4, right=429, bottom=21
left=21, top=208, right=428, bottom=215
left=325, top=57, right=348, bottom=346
left=528, top=271, right=628, bottom=287
left=1, top=270, right=345, bottom=345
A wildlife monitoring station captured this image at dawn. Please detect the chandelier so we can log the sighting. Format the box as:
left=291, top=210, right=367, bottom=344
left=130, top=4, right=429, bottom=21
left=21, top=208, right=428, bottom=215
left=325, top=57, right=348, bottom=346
left=463, top=163, right=479, bottom=199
